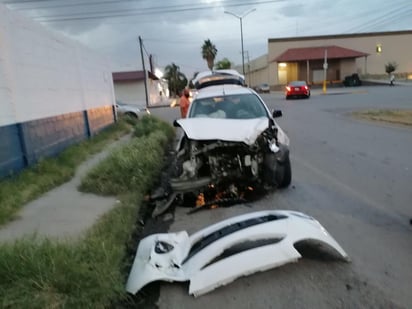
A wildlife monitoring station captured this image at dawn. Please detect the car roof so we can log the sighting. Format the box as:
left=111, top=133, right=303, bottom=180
left=194, top=84, right=254, bottom=100
left=193, top=70, right=245, bottom=90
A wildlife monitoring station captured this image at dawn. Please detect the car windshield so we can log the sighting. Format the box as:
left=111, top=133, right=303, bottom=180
left=290, top=81, right=306, bottom=86
left=188, top=94, right=268, bottom=119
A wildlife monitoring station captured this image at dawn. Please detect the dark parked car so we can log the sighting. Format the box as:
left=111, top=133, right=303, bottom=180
left=343, top=73, right=362, bottom=87
left=285, top=81, right=310, bottom=99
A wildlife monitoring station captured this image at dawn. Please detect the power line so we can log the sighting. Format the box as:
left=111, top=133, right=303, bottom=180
left=7, top=0, right=143, bottom=10
left=344, top=3, right=411, bottom=33
left=23, top=0, right=284, bottom=22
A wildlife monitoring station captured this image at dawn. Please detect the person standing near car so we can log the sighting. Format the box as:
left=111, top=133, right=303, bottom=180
left=180, top=88, right=191, bottom=118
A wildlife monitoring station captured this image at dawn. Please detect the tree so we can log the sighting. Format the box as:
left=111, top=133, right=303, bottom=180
left=385, top=61, right=398, bottom=75
left=164, top=63, right=188, bottom=97
left=215, top=58, right=232, bottom=70
left=201, top=39, right=218, bottom=71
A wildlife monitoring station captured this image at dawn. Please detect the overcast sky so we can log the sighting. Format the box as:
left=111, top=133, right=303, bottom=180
left=2, top=0, right=411, bottom=77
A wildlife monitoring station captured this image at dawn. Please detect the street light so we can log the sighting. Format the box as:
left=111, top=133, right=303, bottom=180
left=224, top=8, right=256, bottom=76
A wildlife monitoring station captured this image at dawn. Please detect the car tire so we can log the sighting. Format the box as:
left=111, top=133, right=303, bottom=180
left=286, top=96, right=290, bottom=100
left=276, top=155, right=292, bottom=188
left=125, top=112, right=138, bottom=119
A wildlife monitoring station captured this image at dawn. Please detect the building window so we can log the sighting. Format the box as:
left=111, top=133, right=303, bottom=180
left=376, top=44, right=382, bottom=54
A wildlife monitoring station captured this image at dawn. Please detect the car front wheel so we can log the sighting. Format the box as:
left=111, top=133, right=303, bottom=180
left=276, top=155, right=292, bottom=188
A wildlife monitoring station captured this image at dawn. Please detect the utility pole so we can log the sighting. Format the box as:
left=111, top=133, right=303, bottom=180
left=244, top=50, right=251, bottom=86
left=224, top=8, right=256, bottom=76
left=138, top=36, right=149, bottom=108
left=323, top=49, right=328, bottom=94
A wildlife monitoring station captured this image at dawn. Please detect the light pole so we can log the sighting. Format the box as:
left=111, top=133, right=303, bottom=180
left=224, top=8, right=256, bottom=76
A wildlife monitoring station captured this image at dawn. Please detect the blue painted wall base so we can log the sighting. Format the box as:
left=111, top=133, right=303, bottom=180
left=0, top=106, right=115, bottom=178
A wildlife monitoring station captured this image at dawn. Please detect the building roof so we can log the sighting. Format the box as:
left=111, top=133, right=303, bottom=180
left=112, top=70, right=159, bottom=82
left=268, top=29, right=412, bottom=43
left=273, top=45, right=369, bottom=62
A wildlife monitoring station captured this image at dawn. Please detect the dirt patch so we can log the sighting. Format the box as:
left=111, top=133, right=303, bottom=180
left=352, top=109, right=412, bottom=127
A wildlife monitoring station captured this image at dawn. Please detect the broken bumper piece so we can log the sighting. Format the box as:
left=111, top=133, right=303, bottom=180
left=126, top=210, right=349, bottom=297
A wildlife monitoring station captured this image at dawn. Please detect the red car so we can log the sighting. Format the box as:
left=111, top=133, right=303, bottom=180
left=285, top=81, right=310, bottom=99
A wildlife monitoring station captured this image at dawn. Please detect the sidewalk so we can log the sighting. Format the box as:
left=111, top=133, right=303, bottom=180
left=363, top=79, right=412, bottom=86
left=0, top=134, right=131, bottom=242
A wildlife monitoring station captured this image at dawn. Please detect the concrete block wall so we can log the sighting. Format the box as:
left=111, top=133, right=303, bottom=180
left=0, top=4, right=116, bottom=178
left=0, top=125, right=25, bottom=177
left=87, top=106, right=116, bottom=135
left=20, top=111, right=87, bottom=165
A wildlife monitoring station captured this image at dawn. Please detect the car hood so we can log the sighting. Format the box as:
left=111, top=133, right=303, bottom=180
left=176, top=117, right=270, bottom=145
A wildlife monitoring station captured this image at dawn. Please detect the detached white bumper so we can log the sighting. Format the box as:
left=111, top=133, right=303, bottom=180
left=126, top=210, right=349, bottom=297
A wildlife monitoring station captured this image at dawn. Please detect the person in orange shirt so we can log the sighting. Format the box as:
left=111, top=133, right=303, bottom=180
left=179, top=89, right=190, bottom=118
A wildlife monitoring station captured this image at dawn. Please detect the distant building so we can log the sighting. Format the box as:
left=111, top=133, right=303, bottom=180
left=245, top=30, right=412, bottom=87
left=112, top=70, right=169, bottom=106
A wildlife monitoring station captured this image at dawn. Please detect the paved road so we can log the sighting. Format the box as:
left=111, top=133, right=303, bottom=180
left=149, top=86, right=412, bottom=308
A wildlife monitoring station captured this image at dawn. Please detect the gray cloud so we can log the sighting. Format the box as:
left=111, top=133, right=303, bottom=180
left=2, top=0, right=411, bottom=77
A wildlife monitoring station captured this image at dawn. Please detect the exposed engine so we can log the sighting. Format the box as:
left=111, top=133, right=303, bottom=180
left=170, top=126, right=282, bottom=193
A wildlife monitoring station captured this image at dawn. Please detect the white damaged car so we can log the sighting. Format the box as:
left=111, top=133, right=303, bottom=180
left=171, top=72, right=291, bottom=200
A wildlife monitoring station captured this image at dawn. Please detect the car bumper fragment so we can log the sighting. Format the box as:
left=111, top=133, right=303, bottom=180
left=126, top=210, right=349, bottom=297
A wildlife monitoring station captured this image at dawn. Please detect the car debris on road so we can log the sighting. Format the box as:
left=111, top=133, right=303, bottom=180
left=126, top=210, right=349, bottom=297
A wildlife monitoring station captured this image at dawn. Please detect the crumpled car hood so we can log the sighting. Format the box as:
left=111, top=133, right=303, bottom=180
left=126, top=210, right=349, bottom=297
left=176, top=117, right=270, bottom=145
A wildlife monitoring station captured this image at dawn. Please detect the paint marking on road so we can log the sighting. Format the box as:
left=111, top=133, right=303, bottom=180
left=317, top=89, right=368, bottom=96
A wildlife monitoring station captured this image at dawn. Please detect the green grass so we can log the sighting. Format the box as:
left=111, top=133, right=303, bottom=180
left=0, top=194, right=142, bottom=308
left=352, top=109, right=412, bottom=126
left=80, top=116, right=174, bottom=195
left=0, top=120, right=132, bottom=226
left=0, top=115, right=175, bottom=308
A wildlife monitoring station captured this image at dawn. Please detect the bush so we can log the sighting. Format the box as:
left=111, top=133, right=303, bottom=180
left=134, top=115, right=174, bottom=140
left=385, top=61, right=398, bottom=74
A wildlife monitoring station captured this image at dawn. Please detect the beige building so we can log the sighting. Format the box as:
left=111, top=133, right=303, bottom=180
left=246, top=30, right=412, bottom=87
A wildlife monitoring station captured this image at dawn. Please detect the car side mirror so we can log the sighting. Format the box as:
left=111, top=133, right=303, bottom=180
left=272, top=110, right=282, bottom=118
left=173, top=119, right=180, bottom=127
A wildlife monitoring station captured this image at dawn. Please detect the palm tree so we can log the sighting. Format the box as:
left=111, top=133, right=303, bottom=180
left=164, top=63, right=188, bottom=97
left=201, top=39, right=218, bottom=71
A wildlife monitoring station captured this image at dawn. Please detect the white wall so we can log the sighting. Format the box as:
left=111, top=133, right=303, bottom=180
left=0, top=4, right=115, bottom=127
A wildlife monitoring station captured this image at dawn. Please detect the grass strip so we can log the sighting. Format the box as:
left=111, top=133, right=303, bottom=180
left=0, top=116, right=175, bottom=308
left=0, top=193, right=143, bottom=308
left=352, top=109, right=412, bottom=126
left=79, top=117, right=174, bottom=195
left=0, top=120, right=131, bottom=225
